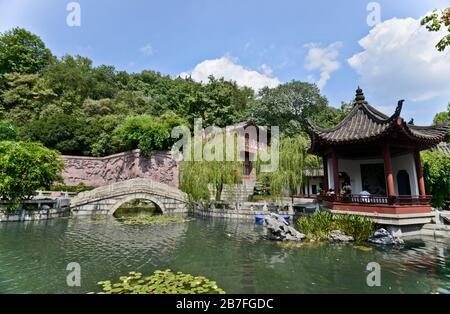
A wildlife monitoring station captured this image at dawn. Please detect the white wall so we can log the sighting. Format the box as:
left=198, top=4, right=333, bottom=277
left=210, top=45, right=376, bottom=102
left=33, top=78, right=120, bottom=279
left=392, top=152, right=419, bottom=195
left=326, top=153, right=418, bottom=195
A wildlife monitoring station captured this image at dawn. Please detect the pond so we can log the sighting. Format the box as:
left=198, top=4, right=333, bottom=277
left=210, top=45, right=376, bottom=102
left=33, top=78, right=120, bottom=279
left=0, top=215, right=449, bottom=294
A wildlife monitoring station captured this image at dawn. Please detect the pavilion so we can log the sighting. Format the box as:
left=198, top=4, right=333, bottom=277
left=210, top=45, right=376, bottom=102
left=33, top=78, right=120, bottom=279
left=308, top=87, right=448, bottom=227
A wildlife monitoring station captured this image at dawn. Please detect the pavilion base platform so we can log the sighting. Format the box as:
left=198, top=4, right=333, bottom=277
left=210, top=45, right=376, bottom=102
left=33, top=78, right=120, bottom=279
left=323, top=200, right=432, bottom=215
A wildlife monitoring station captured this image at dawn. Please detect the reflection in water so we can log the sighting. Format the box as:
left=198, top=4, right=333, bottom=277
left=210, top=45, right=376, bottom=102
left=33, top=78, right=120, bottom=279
left=0, top=216, right=449, bottom=294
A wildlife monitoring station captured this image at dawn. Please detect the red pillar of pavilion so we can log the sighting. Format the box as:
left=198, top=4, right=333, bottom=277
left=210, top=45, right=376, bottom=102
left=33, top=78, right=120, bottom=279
left=322, top=155, right=329, bottom=193
left=382, top=143, right=396, bottom=197
left=414, top=149, right=426, bottom=196
left=331, top=149, right=340, bottom=194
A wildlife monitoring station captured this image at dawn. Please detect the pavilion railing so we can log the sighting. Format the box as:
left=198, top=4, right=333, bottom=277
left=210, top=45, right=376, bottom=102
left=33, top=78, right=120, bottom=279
left=317, top=194, right=432, bottom=206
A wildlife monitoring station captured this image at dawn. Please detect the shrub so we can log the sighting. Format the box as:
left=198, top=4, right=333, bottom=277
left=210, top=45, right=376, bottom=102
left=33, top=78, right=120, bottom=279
left=335, top=214, right=374, bottom=243
left=49, top=183, right=94, bottom=193
left=297, top=211, right=374, bottom=243
left=94, top=270, right=225, bottom=294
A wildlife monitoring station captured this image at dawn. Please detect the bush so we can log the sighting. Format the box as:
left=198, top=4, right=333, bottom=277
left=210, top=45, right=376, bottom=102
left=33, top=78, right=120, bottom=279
left=297, top=211, right=335, bottom=241
left=49, top=183, right=94, bottom=193
left=336, top=214, right=375, bottom=243
left=297, top=211, right=374, bottom=243
left=94, top=270, right=225, bottom=294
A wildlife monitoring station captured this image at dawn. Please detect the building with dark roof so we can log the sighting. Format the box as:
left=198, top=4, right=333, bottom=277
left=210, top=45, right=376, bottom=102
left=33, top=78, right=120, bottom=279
left=307, top=87, right=449, bottom=224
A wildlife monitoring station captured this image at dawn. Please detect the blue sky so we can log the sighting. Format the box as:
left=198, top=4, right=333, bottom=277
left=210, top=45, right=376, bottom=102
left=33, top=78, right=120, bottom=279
left=1, top=0, right=449, bottom=124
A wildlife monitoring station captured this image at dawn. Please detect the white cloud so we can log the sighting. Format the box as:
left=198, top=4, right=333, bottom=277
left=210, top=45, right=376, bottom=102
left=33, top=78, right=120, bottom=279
left=348, top=17, right=450, bottom=102
left=304, top=42, right=342, bottom=89
left=259, top=63, right=273, bottom=76
left=178, top=56, right=281, bottom=91
left=140, top=44, right=153, bottom=56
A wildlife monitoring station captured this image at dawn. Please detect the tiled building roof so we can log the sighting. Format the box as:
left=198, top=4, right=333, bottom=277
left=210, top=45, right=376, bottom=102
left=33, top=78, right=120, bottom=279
left=433, top=142, right=450, bottom=155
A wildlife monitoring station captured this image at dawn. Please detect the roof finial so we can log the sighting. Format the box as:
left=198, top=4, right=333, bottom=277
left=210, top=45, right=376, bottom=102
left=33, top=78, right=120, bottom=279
left=355, top=86, right=365, bottom=102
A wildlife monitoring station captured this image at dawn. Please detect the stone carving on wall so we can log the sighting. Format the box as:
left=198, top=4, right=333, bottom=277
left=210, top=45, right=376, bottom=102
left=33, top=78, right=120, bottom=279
left=61, top=150, right=179, bottom=188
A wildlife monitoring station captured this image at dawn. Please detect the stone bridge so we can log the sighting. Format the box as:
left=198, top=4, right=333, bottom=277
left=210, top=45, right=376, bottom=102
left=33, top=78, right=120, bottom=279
left=70, top=178, right=189, bottom=216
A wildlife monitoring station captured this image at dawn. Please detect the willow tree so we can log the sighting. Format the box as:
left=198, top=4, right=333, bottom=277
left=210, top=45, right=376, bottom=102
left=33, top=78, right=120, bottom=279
left=179, top=132, right=243, bottom=203
left=256, top=134, right=319, bottom=198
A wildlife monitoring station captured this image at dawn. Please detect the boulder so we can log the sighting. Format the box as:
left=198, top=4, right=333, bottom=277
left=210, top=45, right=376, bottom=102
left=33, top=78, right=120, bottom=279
left=330, top=230, right=354, bottom=242
left=368, top=228, right=404, bottom=245
left=264, top=213, right=305, bottom=241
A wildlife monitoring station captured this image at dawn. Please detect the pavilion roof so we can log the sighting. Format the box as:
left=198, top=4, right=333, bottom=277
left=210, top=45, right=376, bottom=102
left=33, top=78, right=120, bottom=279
left=308, top=87, right=449, bottom=154
left=433, top=142, right=450, bottom=155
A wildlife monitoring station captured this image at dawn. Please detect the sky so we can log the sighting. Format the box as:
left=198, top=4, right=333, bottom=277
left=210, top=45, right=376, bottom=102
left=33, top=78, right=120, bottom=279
left=0, top=0, right=449, bottom=125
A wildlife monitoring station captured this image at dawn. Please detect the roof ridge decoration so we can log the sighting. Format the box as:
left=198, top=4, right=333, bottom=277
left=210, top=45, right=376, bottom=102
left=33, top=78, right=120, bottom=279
left=307, top=87, right=403, bottom=133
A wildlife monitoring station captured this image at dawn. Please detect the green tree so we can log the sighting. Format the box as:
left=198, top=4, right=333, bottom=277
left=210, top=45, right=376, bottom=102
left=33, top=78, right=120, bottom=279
left=0, top=141, right=63, bottom=211
left=23, top=113, right=86, bottom=155
left=179, top=130, right=244, bottom=202
left=421, top=7, right=450, bottom=51
left=1, top=73, right=56, bottom=124
left=249, top=81, right=330, bottom=136
left=0, top=120, right=17, bottom=141
left=422, top=150, right=450, bottom=209
left=0, top=29, right=259, bottom=157
left=257, top=134, right=316, bottom=197
left=200, top=76, right=253, bottom=127
left=111, top=112, right=185, bottom=156
left=0, top=28, right=54, bottom=74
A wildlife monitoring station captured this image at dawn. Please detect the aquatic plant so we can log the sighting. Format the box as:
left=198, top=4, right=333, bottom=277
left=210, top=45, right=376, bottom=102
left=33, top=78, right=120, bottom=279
left=89, top=214, right=191, bottom=226
left=297, top=211, right=374, bottom=244
left=94, top=270, right=225, bottom=294
left=297, top=211, right=335, bottom=241
left=117, top=215, right=191, bottom=226
left=335, top=214, right=374, bottom=244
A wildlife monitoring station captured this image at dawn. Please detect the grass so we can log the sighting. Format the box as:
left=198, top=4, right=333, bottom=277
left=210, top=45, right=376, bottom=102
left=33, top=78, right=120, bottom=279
left=297, top=211, right=374, bottom=244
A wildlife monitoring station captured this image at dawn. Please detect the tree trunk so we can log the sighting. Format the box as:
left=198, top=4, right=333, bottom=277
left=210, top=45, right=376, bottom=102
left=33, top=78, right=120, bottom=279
left=215, top=183, right=223, bottom=202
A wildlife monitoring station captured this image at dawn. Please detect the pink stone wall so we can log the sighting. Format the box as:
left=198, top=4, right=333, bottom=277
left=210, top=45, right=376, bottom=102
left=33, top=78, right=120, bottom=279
left=61, top=150, right=179, bottom=188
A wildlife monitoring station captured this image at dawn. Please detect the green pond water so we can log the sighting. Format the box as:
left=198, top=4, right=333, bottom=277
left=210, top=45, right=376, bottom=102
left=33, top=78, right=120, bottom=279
left=0, top=215, right=449, bottom=294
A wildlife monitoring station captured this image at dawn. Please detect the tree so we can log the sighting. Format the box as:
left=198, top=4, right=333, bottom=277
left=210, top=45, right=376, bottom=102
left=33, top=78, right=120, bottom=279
left=421, top=7, right=450, bottom=51
left=1, top=73, right=56, bottom=125
left=180, top=158, right=243, bottom=203
left=257, top=134, right=317, bottom=197
left=42, top=55, right=94, bottom=107
left=200, top=76, right=253, bottom=127
left=0, top=28, right=54, bottom=74
left=23, top=113, right=86, bottom=155
left=111, top=112, right=185, bottom=156
left=248, top=81, right=330, bottom=136
left=0, top=141, right=64, bottom=211
left=179, top=134, right=243, bottom=202
left=0, top=28, right=260, bottom=157
left=0, top=120, right=17, bottom=141
left=422, top=150, right=450, bottom=209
